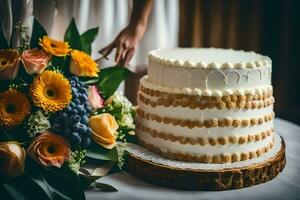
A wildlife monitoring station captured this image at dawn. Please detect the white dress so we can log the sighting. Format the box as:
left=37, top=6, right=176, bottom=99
left=0, top=0, right=179, bottom=67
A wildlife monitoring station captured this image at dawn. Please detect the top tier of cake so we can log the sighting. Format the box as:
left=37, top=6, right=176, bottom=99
left=146, top=48, right=272, bottom=96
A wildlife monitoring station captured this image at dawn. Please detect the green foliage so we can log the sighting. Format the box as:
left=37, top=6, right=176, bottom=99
left=64, top=18, right=82, bottom=50
left=96, top=66, right=133, bottom=99
left=0, top=159, right=87, bottom=200
left=50, top=56, right=71, bottom=75
left=30, top=17, right=47, bottom=48
left=79, top=174, right=101, bottom=190
left=94, top=182, right=118, bottom=192
left=51, top=57, right=65, bottom=68
left=64, top=19, right=99, bottom=54
left=80, top=27, right=99, bottom=55
left=86, top=142, right=118, bottom=161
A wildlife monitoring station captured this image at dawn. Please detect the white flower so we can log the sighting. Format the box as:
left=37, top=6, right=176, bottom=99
left=119, top=114, right=135, bottom=129
left=26, top=110, right=51, bottom=137
left=106, top=92, right=132, bottom=111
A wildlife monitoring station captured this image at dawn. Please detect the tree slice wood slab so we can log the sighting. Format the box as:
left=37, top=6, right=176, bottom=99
left=125, top=138, right=286, bottom=190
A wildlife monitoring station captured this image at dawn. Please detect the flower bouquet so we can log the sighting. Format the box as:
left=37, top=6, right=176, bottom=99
left=0, top=18, right=135, bottom=199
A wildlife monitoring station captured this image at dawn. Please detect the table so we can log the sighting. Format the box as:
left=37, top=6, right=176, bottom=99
left=86, top=118, right=300, bottom=200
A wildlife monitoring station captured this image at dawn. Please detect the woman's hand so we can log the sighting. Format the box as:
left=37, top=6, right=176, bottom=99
left=99, top=23, right=146, bottom=66
left=99, top=0, right=153, bottom=67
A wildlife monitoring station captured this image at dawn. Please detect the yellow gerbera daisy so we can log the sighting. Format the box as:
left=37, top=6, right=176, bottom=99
left=39, top=36, right=71, bottom=57
left=30, top=70, right=72, bottom=112
left=0, top=89, right=31, bottom=127
left=70, top=50, right=99, bottom=77
left=0, top=49, right=20, bottom=80
left=0, top=49, right=19, bottom=70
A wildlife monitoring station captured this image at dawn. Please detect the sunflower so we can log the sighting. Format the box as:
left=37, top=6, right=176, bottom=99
left=0, top=49, right=19, bottom=70
left=70, top=50, right=99, bottom=77
left=39, top=36, right=71, bottom=57
left=30, top=70, right=72, bottom=112
left=0, top=89, right=31, bottom=127
left=0, top=49, right=20, bottom=80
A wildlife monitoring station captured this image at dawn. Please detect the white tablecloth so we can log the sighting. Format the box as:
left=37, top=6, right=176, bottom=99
left=86, top=118, right=300, bottom=200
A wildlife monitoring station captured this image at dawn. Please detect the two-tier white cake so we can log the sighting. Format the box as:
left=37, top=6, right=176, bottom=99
left=136, top=48, right=275, bottom=163
left=127, top=48, right=285, bottom=190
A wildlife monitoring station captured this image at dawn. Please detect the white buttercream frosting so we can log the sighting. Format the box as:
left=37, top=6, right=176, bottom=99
left=137, top=129, right=273, bottom=156
left=137, top=117, right=274, bottom=138
left=140, top=75, right=272, bottom=96
left=138, top=93, right=274, bottom=120
left=136, top=47, right=276, bottom=162
left=149, top=48, right=271, bottom=69
left=126, top=134, right=282, bottom=170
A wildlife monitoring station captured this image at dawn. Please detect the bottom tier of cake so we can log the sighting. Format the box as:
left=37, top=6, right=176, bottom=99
left=125, top=134, right=286, bottom=190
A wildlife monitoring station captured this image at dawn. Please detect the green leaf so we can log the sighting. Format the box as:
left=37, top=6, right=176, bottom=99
left=51, top=56, right=65, bottom=67
left=79, top=174, right=100, bottom=190
left=97, top=66, right=133, bottom=99
left=42, top=166, right=86, bottom=200
left=64, top=18, right=81, bottom=50
left=62, top=55, right=71, bottom=75
left=86, top=142, right=118, bottom=161
left=0, top=159, right=86, bottom=200
left=95, top=183, right=118, bottom=192
left=30, top=17, right=47, bottom=48
left=82, top=78, right=99, bottom=85
left=25, top=161, right=54, bottom=200
left=91, top=161, right=115, bottom=177
left=1, top=174, right=51, bottom=200
left=80, top=27, right=98, bottom=55
left=0, top=23, right=9, bottom=49
left=2, top=183, right=27, bottom=200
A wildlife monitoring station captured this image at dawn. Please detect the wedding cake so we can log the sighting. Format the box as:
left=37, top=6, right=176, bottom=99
left=136, top=48, right=276, bottom=164
left=126, top=48, right=285, bottom=190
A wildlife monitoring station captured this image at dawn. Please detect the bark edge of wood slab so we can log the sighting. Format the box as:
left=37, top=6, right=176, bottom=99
left=125, top=137, right=286, bottom=191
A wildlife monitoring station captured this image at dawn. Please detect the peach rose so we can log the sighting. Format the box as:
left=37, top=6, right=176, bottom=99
left=0, top=142, right=26, bottom=178
left=21, top=49, right=52, bottom=74
left=27, top=132, right=71, bottom=168
left=89, top=113, right=119, bottom=149
left=87, top=85, right=103, bottom=111
left=0, top=49, right=20, bottom=80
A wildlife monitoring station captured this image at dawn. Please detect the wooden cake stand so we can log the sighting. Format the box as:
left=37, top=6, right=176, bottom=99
left=125, top=135, right=286, bottom=190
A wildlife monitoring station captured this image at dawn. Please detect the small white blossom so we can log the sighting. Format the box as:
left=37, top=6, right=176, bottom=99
left=119, top=114, right=135, bottom=129
left=116, top=142, right=127, bottom=169
left=26, top=110, right=51, bottom=137
left=106, top=92, right=132, bottom=111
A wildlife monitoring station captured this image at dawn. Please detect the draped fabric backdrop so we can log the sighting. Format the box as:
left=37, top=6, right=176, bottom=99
left=178, top=0, right=300, bottom=124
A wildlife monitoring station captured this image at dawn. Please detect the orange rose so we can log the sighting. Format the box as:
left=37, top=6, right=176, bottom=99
left=0, top=142, right=26, bottom=178
left=21, top=49, right=52, bottom=74
left=27, top=132, right=71, bottom=168
left=0, top=49, right=20, bottom=80
left=89, top=113, right=119, bottom=149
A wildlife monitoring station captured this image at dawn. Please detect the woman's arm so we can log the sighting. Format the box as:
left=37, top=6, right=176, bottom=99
left=99, top=0, right=153, bottom=66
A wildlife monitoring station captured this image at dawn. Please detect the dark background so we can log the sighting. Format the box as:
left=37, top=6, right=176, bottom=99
left=126, top=0, right=300, bottom=125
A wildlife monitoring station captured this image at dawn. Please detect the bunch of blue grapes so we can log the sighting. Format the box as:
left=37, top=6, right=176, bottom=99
left=51, top=76, right=92, bottom=147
